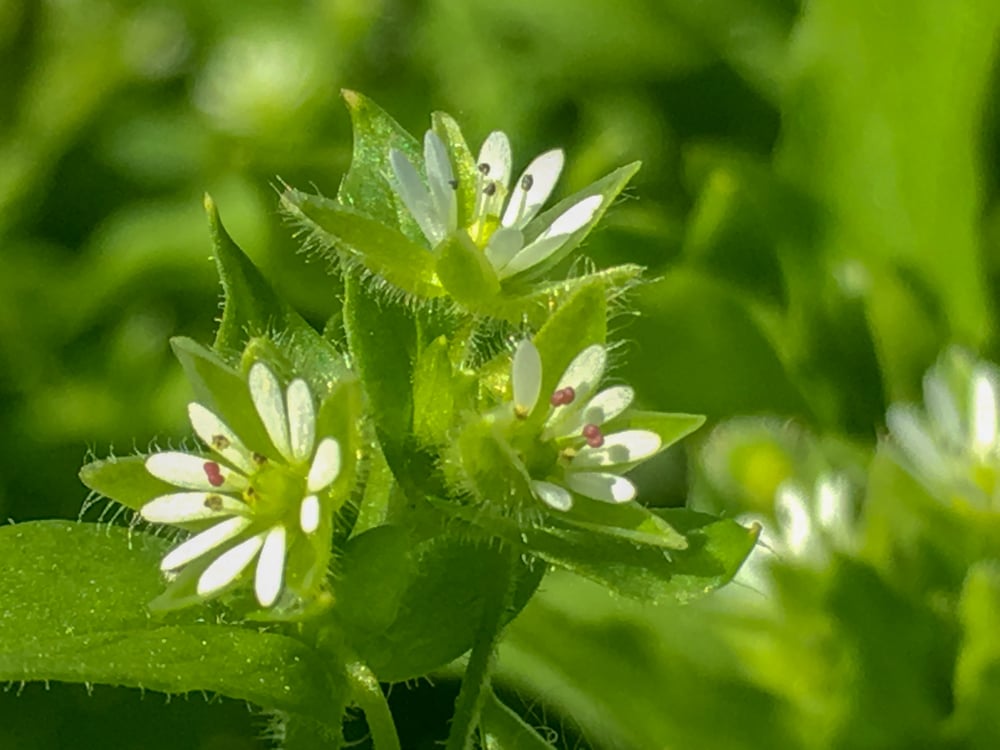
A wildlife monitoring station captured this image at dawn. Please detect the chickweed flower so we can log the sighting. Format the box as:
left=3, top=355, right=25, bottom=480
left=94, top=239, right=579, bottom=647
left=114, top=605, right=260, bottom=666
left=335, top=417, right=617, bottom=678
left=142, top=362, right=340, bottom=609
left=390, top=130, right=602, bottom=280
left=509, top=339, right=661, bottom=511
left=887, top=348, right=1000, bottom=509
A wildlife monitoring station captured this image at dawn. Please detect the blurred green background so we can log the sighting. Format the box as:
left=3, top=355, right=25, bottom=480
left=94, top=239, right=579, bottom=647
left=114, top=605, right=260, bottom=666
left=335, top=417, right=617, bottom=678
left=3, top=0, right=1000, bottom=747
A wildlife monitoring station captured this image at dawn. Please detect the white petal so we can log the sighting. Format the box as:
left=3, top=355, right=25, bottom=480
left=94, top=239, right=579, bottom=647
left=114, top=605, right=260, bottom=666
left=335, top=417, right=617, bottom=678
left=816, top=475, right=852, bottom=546
left=187, top=403, right=254, bottom=474
left=286, top=379, right=316, bottom=464
left=255, top=525, right=287, bottom=607
left=581, top=385, right=634, bottom=426
left=390, top=148, right=445, bottom=245
left=924, top=373, right=963, bottom=449
left=196, top=532, right=264, bottom=597
left=972, top=367, right=998, bottom=454
left=484, top=227, right=524, bottom=271
left=146, top=452, right=248, bottom=492
left=141, top=492, right=247, bottom=524
left=476, top=131, right=512, bottom=191
left=512, top=339, right=543, bottom=416
left=498, top=195, right=602, bottom=278
left=530, top=480, right=573, bottom=511
left=250, top=363, right=292, bottom=462
left=887, top=405, right=943, bottom=478
left=774, top=483, right=815, bottom=558
left=543, top=344, right=608, bottom=438
left=307, top=437, right=341, bottom=493
left=501, top=149, right=564, bottom=229
left=300, top=494, right=321, bottom=534
left=424, top=131, right=458, bottom=234
left=564, top=472, right=636, bottom=503
left=571, top=430, right=662, bottom=469
left=161, top=515, right=254, bottom=571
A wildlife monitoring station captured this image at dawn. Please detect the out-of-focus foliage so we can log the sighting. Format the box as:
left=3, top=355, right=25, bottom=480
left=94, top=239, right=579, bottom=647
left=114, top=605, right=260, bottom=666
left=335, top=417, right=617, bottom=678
left=4, top=0, right=1000, bottom=747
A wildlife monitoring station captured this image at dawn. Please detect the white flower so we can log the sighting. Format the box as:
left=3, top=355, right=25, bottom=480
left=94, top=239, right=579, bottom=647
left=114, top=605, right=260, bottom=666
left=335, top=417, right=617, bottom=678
left=887, top=349, right=1000, bottom=508
left=142, top=362, right=341, bottom=608
left=390, top=130, right=603, bottom=279
left=734, top=473, right=855, bottom=593
left=509, top=339, right=662, bottom=511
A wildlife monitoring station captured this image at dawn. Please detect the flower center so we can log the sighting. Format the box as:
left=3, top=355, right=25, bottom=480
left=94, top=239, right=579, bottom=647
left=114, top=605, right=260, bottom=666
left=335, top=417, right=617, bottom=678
left=245, top=461, right=305, bottom=523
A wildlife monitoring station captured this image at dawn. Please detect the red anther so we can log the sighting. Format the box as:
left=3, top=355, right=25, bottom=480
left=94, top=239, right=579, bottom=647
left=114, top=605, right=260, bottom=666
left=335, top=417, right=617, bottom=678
left=203, top=461, right=225, bottom=487
left=582, top=423, right=604, bottom=448
left=549, top=387, right=577, bottom=407
left=562, top=386, right=575, bottom=404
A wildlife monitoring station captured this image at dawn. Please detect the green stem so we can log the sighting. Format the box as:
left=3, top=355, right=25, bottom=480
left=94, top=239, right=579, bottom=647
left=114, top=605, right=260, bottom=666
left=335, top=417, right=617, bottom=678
left=347, top=661, right=401, bottom=750
left=445, top=544, right=519, bottom=750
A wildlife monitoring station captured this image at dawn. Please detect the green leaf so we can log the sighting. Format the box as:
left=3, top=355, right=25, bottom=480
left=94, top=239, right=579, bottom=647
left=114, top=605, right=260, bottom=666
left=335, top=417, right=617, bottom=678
left=436, top=231, right=502, bottom=306
left=513, top=162, right=641, bottom=281
left=560, top=496, right=687, bottom=551
left=413, top=335, right=458, bottom=444
left=339, top=90, right=423, bottom=239
left=481, top=690, right=556, bottom=750
left=0, top=521, right=347, bottom=735
left=338, top=527, right=545, bottom=683
left=615, top=410, right=706, bottom=452
left=280, top=189, right=444, bottom=299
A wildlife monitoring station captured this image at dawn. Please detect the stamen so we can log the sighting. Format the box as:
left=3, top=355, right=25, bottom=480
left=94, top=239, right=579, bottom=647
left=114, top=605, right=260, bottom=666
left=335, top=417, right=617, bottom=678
left=448, top=178, right=458, bottom=189
left=203, top=461, right=225, bottom=487
left=521, top=174, right=534, bottom=191
left=582, top=423, right=604, bottom=448
left=478, top=162, right=491, bottom=175
left=252, top=453, right=268, bottom=466
left=483, top=182, right=497, bottom=197
left=514, top=405, right=530, bottom=420
left=204, top=494, right=225, bottom=511
left=550, top=387, right=576, bottom=406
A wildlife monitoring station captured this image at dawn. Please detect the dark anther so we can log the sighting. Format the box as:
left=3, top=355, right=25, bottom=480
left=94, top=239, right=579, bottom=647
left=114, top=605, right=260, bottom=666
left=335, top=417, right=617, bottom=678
left=252, top=452, right=268, bottom=465
left=483, top=183, right=497, bottom=197
left=448, top=178, right=458, bottom=189
left=204, top=495, right=224, bottom=511
left=478, top=162, right=491, bottom=175
left=521, top=174, right=534, bottom=191
left=211, top=434, right=230, bottom=450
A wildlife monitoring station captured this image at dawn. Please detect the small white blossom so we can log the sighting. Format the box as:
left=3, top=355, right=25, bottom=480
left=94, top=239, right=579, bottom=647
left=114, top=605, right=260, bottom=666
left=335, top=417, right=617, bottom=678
left=390, top=130, right=602, bottom=279
left=143, top=362, right=341, bottom=608
left=887, top=349, right=1000, bottom=508
left=735, top=473, right=856, bottom=593
left=509, top=339, right=661, bottom=511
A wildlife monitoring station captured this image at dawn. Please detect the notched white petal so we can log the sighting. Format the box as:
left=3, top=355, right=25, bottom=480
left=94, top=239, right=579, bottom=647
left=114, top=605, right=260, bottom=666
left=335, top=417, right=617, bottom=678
left=972, top=367, right=999, bottom=453
left=512, top=339, right=543, bottom=416
left=307, top=437, right=341, bottom=493
left=145, top=452, right=247, bottom=492
left=250, top=363, right=292, bottom=462
left=255, top=525, right=287, bottom=607
left=424, top=131, right=458, bottom=233
left=564, top=472, right=636, bottom=503
left=581, top=385, right=634, bottom=426
left=161, top=515, right=254, bottom=571
left=502, top=149, right=564, bottom=229
left=390, top=148, right=444, bottom=245
left=477, top=131, right=512, bottom=190
left=196, top=532, right=264, bottom=597
left=188, top=403, right=254, bottom=473
left=571, top=429, right=661, bottom=468
left=887, top=405, right=941, bottom=475
left=300, top=494, right=321, bottom=534
left=286, top=379, right=316, bottom=464
left=498, top=194, right=603, bottom=278
left=141, top=492, right=246, bottom=524
left=774, top=483, right=814, bottom=558
left=531, top=480, right=573, bottom=511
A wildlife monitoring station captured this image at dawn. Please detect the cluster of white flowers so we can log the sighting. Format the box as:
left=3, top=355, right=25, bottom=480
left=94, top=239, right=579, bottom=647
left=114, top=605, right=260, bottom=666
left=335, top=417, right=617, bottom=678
left=142, top=363, right=340, bottom=608
left=887, top=350, right=1000, bottom=508
left=390, top=130, right=602, bottom=279
left=507, top=339, right=661, bottom=511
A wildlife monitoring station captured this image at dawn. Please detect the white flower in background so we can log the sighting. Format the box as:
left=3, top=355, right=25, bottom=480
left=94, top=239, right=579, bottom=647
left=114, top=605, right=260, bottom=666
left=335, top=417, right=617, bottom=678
left=735, top=473, right=856, bottom=593
left=142, top=362, right=340, bottom=608
left=508, top=339, right=661, bottom=511
left=390, top=130, right=603, bottom=279
left=887, top=349, right=1000, bottom=508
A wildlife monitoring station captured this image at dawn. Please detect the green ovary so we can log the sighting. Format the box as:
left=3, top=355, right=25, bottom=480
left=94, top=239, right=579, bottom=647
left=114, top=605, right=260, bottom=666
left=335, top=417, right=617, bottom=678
left=245, top=462, right=305, bottom=523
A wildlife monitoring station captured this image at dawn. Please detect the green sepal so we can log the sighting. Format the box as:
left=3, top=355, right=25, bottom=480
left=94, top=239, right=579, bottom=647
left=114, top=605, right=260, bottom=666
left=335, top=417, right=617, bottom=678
left=280, top=188, right=444, bottom=299
left=413, top=335, right=459, bottom=445
left=431, top=110, right=478, bottom=228
left=436, top=230, right=502, bottom=306
left=339, top=89, right=423, bottom=239
left=79, top=454, right=177, bottom=515
left=509, top=161, right=641, bottom=282
left=0, top=521, right=348, bottom=734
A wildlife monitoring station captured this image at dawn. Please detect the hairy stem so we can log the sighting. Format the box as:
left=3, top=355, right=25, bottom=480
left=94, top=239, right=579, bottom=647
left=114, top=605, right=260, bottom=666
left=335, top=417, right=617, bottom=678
left=347, top=661, right=400, bottom=750
left=445, top=544, right=518, bottom=750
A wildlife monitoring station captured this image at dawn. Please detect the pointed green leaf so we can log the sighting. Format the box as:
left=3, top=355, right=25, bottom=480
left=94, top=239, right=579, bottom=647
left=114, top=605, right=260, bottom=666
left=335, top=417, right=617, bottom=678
left=613, top=410, right=707, bottom=453
left=0, top=521, right=347, bottom=733
left=79, top=455, right=175, bottom=514
left=560, top=496, right=688, bottom=550
left=280, top=189, right=443, bottom=298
